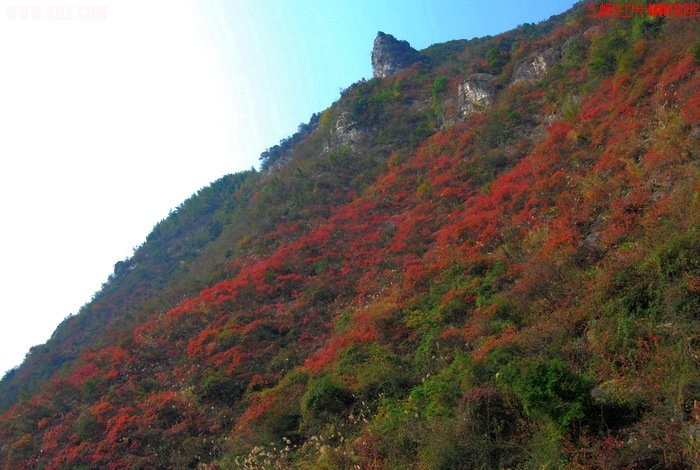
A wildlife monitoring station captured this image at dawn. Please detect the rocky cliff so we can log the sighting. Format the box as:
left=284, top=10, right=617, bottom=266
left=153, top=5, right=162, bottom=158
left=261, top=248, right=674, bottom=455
left=371, top=31, right=422, bottom=78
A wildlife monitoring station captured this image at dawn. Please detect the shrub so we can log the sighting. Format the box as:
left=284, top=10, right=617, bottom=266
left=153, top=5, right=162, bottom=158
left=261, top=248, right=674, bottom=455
left=505, top=358, right=593, bottom=430
left=74, top=410, right=103, bottom=441
left=486, top=47, right=510, bottom=75
left=430, top=76, right=449, bottom=101
left=302, top=375, right=354, bottom=430
left=632, top=14, right=663, bottom=41
left=354, top=360, right=413, bottom=405
left=588, top=30, right=630, bottom=78
left=197, top=374, right=246, bottom=404
left=691, top=41, right=700, bottom=65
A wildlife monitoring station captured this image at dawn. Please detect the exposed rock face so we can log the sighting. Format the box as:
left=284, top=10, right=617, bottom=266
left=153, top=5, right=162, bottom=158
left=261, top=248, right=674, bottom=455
left=511, top=48, right=561, bottom=84
left=332, top=112, right=365, bottom=149
left=457, top=73, right=496, bottom=118
left=372, top=32, right=421, bottom=78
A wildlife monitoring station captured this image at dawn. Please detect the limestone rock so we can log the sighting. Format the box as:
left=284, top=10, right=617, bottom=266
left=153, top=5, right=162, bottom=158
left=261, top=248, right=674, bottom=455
left=457, top=73, right=496, bottom=119
left=371, top=32, right=421, bottom=78
left=511, top=48, right=561, bottom=84
left=333, top=112, right=364, bottom=149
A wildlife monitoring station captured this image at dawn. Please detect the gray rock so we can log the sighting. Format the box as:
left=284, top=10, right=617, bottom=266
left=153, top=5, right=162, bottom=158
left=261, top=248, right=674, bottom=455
left=511, top=48, right=562, bottom=84
left=371, top=32, right=421, bottom=78
left=457, top=73, right=496, bottom=118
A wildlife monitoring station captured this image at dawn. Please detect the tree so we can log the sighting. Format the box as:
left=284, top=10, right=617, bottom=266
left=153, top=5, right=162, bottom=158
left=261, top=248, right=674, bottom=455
left=486, top=47, right=509, bottom=75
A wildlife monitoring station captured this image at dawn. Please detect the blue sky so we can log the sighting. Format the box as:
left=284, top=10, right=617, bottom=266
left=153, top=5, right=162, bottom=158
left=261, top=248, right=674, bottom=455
left=197, top=0, right=581, bottom=168
left=0, top=0, right=578, bottom=375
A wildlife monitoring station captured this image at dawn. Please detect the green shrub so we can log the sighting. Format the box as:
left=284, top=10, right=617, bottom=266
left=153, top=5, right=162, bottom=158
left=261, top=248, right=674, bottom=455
left=197, top=374, right=246, bottom=404
left=302, top=375, right=354, bottom=430
left=355, top=360, right=413, bottom=405
left=416, top=417, right=468, bottom=470
left=505, top=358, right=593, bottom=430
left=486, top=47, right=509, bottom=75
left=430, top=76, right=449, bottom=101
left=691, top=42, right=700, bottom=64
left=525, top=421, right=567, bottom=469
left=410, top=353, right=470, bottom=417
left=362, top=398, right=422, bottom=467
left=563, top=37, right=587, bottom=68
left=632, top=14, right=663, bottom=41
left=589, top=30, right=630, bottom=78
left=74, top=410, right=103, bottom=441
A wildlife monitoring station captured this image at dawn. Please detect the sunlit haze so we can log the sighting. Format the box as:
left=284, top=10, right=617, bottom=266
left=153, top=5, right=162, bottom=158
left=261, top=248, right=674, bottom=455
left=0, top=0, right=578, bottom=375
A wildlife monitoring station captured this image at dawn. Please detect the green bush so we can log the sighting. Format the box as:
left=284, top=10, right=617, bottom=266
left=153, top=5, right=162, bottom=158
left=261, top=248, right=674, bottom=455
left=355, top=360, right=413, bottom=405
left=362, top=398, right=422, bottom=467
left=416, top=417, right=469, bottom=470
left=588, top=30, right=630, bottom=78
left=691, top=41, right=700, bottom=64
left=563, top=37, right=587, bottom=68
left=506, top=359, right=593, bottom=430
left=486, top=47, right=510, bottom=75
left=632, top=14, right=663, bottom=41
left=74, top=410, right=103, bottom=441
left=197, top=374, right=246, bottom=404
left=430, top=76, right=449, bottom=101
left=410, top=353, right=470, bottom=417
left=302, top=375, right=354, bottom=430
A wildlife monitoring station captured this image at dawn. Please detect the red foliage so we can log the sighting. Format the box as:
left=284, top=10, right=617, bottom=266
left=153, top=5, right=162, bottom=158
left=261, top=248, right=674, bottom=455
left=199, top=278, right=249, bottom=306
left=472, top=324, right=519, bottom=363
left=67, top=362, right=101, bottom=388
left=186, top=328, right=218, bottom=358
left=678, top=73, right=700, bottom=126
left=105, top=406, right=137, bottom=444
left=304, top=310, right=377, bottom=375
left=3, top=14, right=700, bottom=469
left=661, top=55, right=697, bottom=90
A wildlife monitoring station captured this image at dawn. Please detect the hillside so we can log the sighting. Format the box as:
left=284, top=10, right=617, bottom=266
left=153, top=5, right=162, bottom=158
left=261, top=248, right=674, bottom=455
left=2, top=2, right=700, bottom=468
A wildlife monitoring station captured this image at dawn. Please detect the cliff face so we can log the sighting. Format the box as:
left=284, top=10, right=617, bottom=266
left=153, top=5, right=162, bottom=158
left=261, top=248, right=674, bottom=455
left=457, top=72, right=496, bottom=118
left=371, top=31, right=422, bottom=78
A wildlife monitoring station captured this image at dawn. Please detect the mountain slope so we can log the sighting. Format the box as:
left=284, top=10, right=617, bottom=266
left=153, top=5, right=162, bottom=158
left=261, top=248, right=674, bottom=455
left=2, top=3, right=700, bottom=468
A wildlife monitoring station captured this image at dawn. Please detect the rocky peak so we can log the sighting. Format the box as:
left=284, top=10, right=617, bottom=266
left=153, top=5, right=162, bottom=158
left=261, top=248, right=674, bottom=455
left=371, top=32, right=422, bottom=78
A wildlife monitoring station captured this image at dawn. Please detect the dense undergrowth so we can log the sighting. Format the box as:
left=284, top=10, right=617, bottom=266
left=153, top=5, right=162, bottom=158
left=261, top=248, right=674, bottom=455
left=2, top=2, right=700, bottom=468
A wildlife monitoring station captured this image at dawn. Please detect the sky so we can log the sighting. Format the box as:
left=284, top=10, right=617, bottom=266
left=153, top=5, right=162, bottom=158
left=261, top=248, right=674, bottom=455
left=0, top=0, right=579, bottom=376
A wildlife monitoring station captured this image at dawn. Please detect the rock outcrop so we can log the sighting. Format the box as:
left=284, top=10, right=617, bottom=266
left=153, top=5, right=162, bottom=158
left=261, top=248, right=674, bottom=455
left=457, top=73, right=496, bottom=118
left=330, top=112, right=365, bottom=150
left=372, top=32, right=422, bottom=78
left=511, top=47, right=561, bottom=84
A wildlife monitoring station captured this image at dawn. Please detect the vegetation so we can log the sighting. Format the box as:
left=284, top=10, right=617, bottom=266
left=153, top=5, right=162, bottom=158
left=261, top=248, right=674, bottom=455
left=2, top=3, right=700, bottom=468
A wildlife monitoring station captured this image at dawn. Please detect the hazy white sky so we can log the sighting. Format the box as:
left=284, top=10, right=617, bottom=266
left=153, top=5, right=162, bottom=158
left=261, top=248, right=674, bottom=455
left=0, top=0, right=578, bottom=375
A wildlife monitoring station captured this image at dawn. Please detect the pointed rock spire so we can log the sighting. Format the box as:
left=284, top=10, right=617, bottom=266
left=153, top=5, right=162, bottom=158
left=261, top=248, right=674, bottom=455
left=371, top=32, right=422, bottom=78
